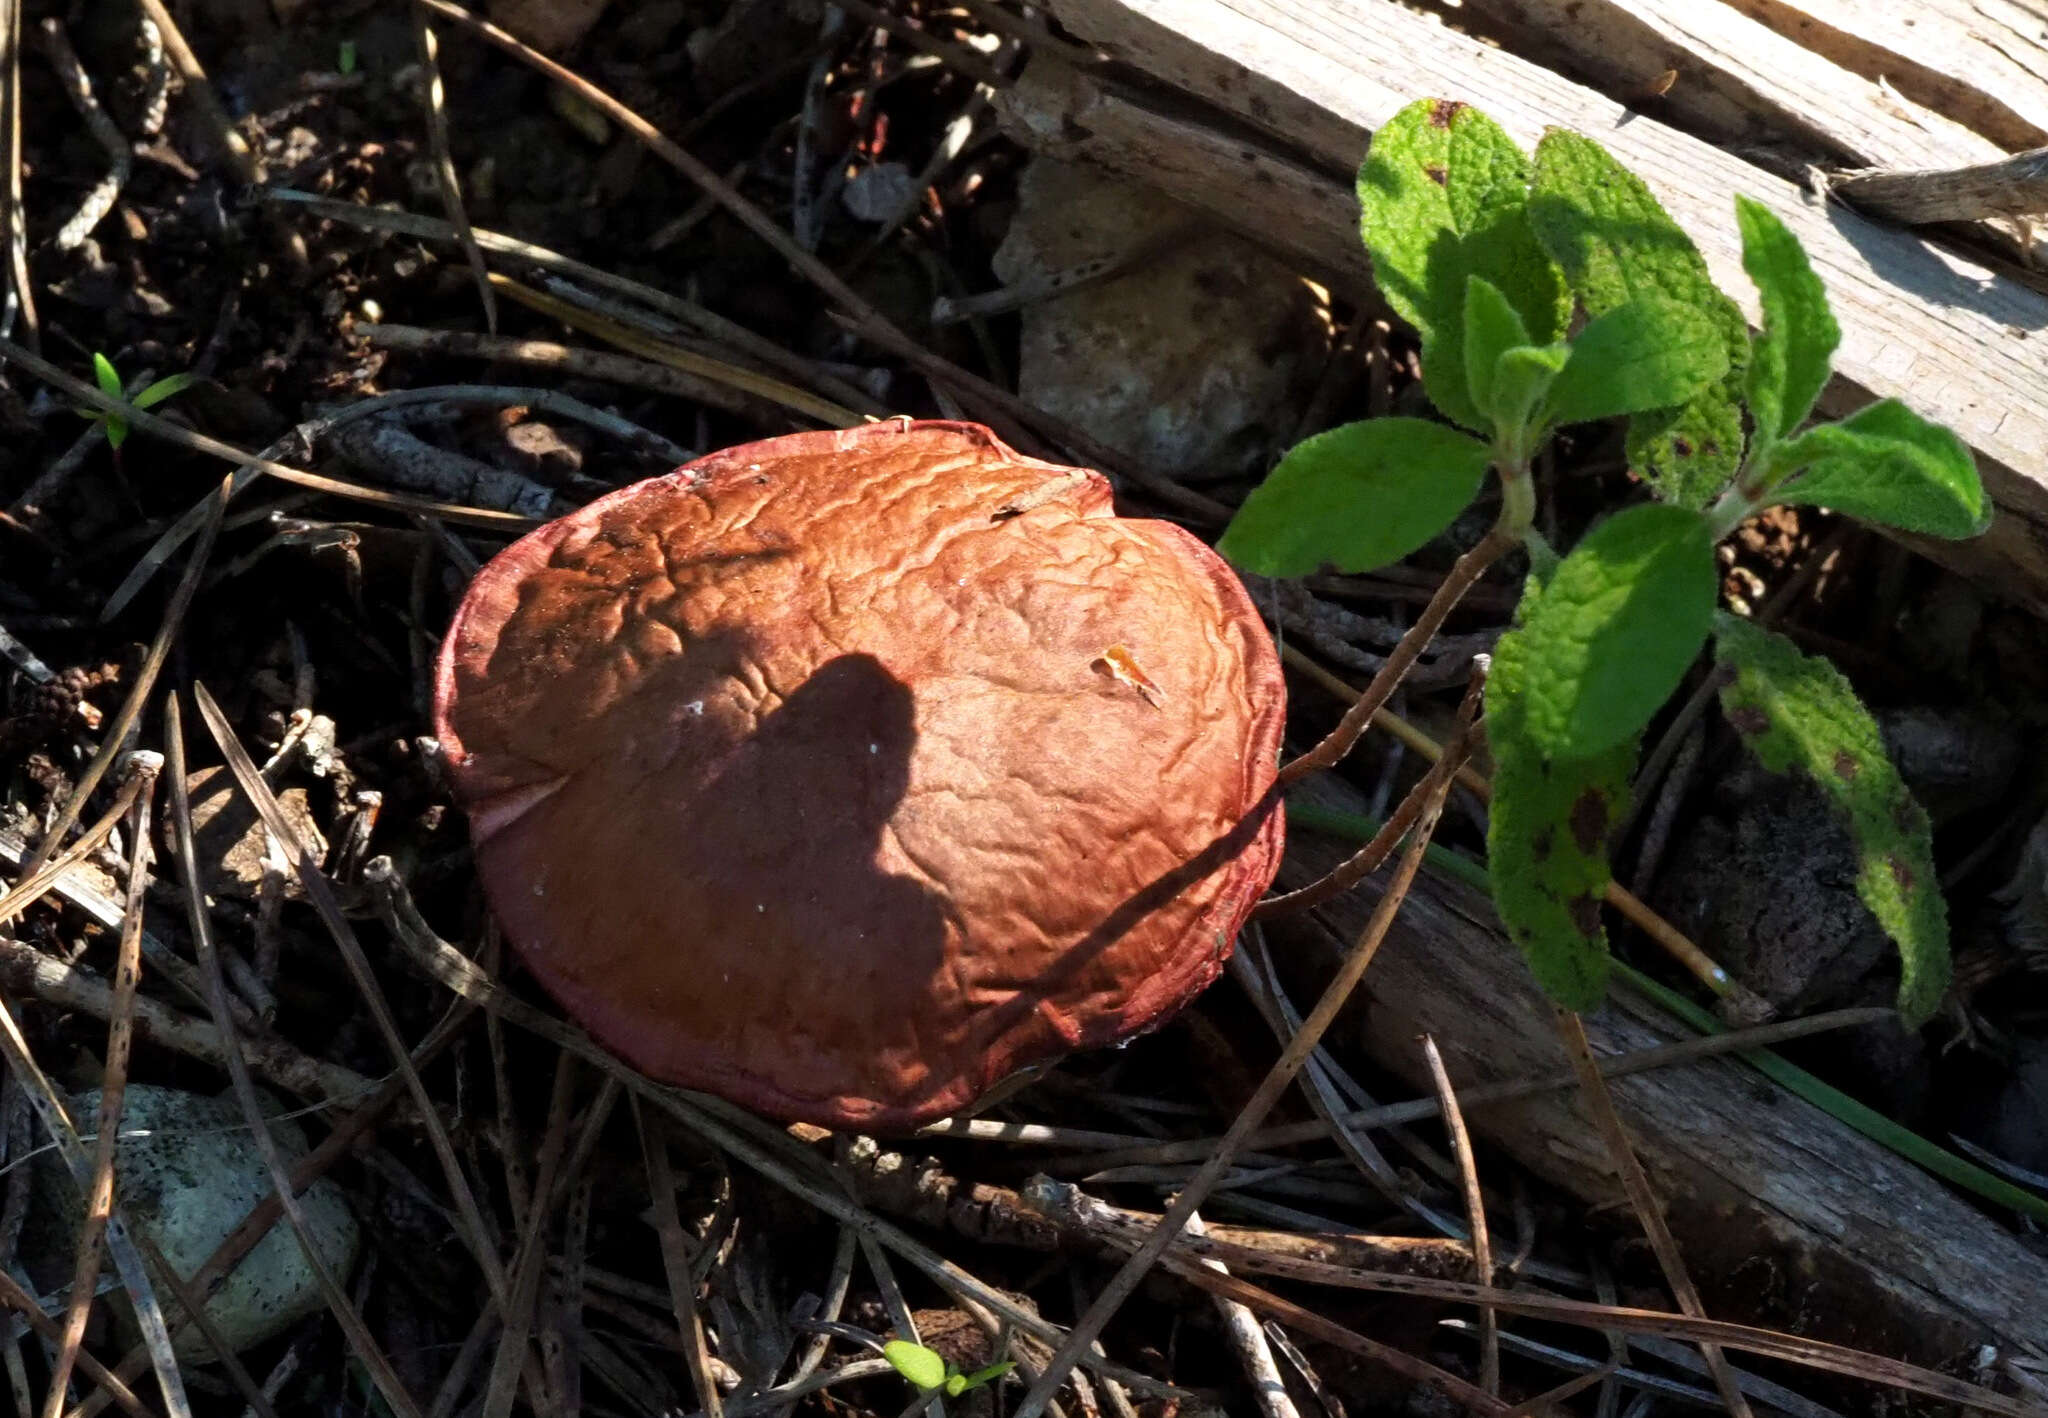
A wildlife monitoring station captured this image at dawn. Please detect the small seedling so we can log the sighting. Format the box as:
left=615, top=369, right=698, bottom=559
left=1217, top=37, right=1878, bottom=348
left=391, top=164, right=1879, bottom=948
left=884, top=1338, right=1015, bottom=1404
left=1222, top=98, right=1988, bottom=1024
left=338, top=38, right=358, bottom=75
left=78, top=353, right=200, bottom=451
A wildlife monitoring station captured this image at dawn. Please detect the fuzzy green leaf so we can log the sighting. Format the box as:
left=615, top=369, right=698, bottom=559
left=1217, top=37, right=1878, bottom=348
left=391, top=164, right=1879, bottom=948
left=1486, top=609, right=1635, bottom=1010
left=1543, top=297, right=1729, bottom=428
left=1529, top=130, right=1750, bottom=507
left=1713, top=615, right=1949, bottom=1025
left=1219, top=418, right=1493, bottom=576
left=1489, top=343, right=1569, bottom=438
left=1768, top=399, right=1989, bottom=538
left=1463, top=275, right=1530, bottom=431
left=1358, top=100, right=1569, bottom=431
left=1736, top=195, right=1838, bottom=444
left=885, top=1342, right=948, bottom=1392
left=1512, top=502, right=1716, bottom=757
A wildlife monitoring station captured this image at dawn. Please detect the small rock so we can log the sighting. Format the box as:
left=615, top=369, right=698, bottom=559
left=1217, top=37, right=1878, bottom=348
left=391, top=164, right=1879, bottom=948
left=842, top=163, right=921, bottom=223
left=26, top=1085, right=360, bottom=1360
left=991, top=158, right=1327, bottom=482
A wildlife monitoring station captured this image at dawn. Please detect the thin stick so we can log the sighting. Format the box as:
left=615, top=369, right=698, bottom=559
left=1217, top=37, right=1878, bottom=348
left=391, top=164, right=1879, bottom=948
left=262, top=189, right=887, bottom=417
left=0, top=772, right=151, bottom=926
left=486, top=276, right=862, bottom=426
left=9, top=477, right=224, bottom=887
left=1422, top=1035, right=1495, bottom=1396
left=1010, top=664, right=1487, bottom=1418
left=413, top=0, right=1223, bottom=522
left=1283, top=646, right=1742, bottom=999
left=1555, top=1009, right=1752, bottom=1418
left=67, top=994, right=475, bottom=1418
left=1183, top=1211, right=1300, bottom=1418
left=37, top=19, right=130, bottom=250
left=0, top=1270, right=150, bottom=1418
left=1251, top=764, right=1434, bottom=918
left=44, top=764, right=157, bottom=1416
left=362, top=859, right=1188, bottom=1406
left=98, top=382, right=676, bottom=624
left=0, top=340, right=538, bottom=532
left=825, top=0, right=1012, bottom=87
left=0, top=0, right=37, bottom=349
left=635, top=1104, right=726, bottom=1418
left=938, top=1008, right=1891, bottom=1169
left=167, top=695, right=426, bottom=1418
left=480, top=1052, right=578, bottom=1418
left=1033, top=1176, right=2038, bottom=1418
left=413, top=14, right=495, bottom=331
left=1277, top=529, right=1512, bottom=788
left=0, top=893, right=194, bottom=1414
left=131, top=0, right=258, bottom=183
left=189, top=684, right=512, bottom=1309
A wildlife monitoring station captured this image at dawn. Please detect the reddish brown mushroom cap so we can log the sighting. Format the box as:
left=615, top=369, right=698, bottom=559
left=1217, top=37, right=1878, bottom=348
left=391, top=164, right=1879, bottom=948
left=432, top=421, right=1285, bottom=1130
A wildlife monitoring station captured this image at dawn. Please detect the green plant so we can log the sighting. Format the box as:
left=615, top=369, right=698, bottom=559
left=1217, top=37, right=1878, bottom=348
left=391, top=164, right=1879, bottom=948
left=338, top=38, right=358, bottom=75
left=78, top=353, right=200, bottom=451
left=883, top=1339, right=1015, bottom=1403
left=1222, top=99, right=1989, bottom=1025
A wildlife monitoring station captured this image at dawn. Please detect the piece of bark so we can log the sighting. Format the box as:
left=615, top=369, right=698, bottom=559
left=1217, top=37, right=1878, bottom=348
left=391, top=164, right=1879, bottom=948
left=1000, top=0, right=2048, bottom=618
left=1258, top=769, right=2048, bottom=1368
left=1833, top=149, right=2048, bottom=224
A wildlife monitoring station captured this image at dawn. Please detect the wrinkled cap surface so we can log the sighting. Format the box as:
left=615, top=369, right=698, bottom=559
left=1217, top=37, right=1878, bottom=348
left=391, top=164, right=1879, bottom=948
left=433, top=421, right=1285, bottom=1129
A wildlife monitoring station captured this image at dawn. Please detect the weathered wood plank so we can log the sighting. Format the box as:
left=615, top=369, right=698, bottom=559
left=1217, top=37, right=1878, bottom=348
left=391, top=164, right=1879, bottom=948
left=1266, top=770, right=2048, bottom=1365
left=1457, top=0, right=2010, bottom=174
left=1717, top=0, right=2048, bottom=151
left=1004, top=0, right=2048, bottom=615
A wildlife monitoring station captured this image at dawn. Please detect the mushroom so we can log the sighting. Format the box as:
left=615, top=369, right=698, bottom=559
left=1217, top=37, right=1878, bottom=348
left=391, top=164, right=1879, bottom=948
left=432, top=420, right=1285, bottom=1130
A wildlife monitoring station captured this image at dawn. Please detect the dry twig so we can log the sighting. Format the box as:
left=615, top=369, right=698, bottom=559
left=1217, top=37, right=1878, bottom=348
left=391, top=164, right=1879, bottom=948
left=1554, top=1009, right=1752, bottom=1418
left=42, top=760, right=156, bottom=1416
left=1010, top=665, right=1488, bottom=1417
left=1422, top=1035, right=1496, bottom=1396
left=166, top=694, right=426, bottom=1418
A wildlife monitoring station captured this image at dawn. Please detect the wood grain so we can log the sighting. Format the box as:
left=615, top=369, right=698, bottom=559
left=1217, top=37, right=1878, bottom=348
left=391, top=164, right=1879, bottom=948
left=1003, top=0, right=2048, bottom=614
left=1715, top=0, right=2048, bottom=152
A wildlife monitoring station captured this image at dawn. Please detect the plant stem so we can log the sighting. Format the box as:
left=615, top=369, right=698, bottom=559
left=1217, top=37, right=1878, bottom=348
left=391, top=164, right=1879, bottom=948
left=1497, top=459, right=1537, bottom=536
left=1276, top=523, right=1514, bottom=788
left=1702, top=482, right=1760, bottom=541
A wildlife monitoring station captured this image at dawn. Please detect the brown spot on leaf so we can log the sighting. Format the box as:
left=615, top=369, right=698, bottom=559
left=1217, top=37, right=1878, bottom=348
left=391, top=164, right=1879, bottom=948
left=1889, top=855, right=1916, bottom=895
left=1569, top=789, right=1609, bottom=855
left=1727, top=704, right=1769, bottom=736
left=1672, top=436, right=1694, bottom=456
left=1832, top=749, right=1859, bottom=781
left=1424, top=163, right=1448, bottom=187
left=1893, top=794, right=1923, bottom=834
left=1428, top=99, right=1468, bottom=129
left=1570, top=895, right=1604, bottom=938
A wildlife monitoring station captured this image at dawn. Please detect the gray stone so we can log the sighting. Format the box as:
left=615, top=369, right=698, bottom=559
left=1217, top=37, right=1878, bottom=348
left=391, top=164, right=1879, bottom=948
left=27, top=1084, right=359, bottom=1360
left=991, top=158, right=1326, bottom=482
